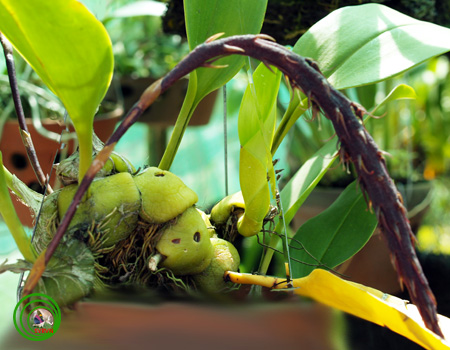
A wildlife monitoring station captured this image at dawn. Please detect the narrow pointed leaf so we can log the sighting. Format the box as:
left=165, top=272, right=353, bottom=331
left=294, top=3, right=450, bottom=89
left=0, top=154, right=36, bottom=262
left=371, top=83, right=416, bottom=114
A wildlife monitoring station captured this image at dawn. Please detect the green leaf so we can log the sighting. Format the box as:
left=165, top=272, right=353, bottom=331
left=294, top=3, right=450, bottom=89
left=185, top=0, right=267, bottom=101
left=238, top=64, right=281, bottom=157
left=272, top=92, right=307, bottom=155
left=290, top=181, right=378, bottom=278
left=0, top=0, right=114, bottom=179
left=258, top=139, right=337, bottom=275
left=280, top=139, right=337, bottom=226
left=371, top=83, right=416, bottom=114
left=237, top=63, right=281, bottom=237
left=159, top=0, right=267, bottom=169
left=0, top=153, right=36, bottom=262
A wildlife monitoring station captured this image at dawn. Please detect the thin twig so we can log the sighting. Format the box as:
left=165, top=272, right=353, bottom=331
left=22, top=35, right=442, bottom=337
left=0, top=32, right=52, bottom=193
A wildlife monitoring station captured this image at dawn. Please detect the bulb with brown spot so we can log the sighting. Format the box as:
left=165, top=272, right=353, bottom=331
left=133, top=167, right=198, bottom=223
left=155, top=207, right=213, bottom=275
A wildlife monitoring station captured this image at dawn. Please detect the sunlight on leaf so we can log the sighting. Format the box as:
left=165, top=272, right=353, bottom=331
left=0, top=0, right=114, bottom=180
left=294, top=3, right=450, bottom=89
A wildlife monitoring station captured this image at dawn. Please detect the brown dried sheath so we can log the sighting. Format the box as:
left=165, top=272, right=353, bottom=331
left=23, top=35, right=441, bottom=337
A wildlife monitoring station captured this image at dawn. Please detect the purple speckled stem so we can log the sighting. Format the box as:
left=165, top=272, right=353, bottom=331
left=0, top=32, right=52, bottom=193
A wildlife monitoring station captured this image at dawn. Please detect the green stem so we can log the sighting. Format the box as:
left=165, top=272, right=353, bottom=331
left=258, top=230, right=281, bottom=275
left=2, top=164, right=14, bottom=192
left=76, top=126, right=93, bottom=183
left=0, top=152, right=36, bottom=262
left=158, top=74, right=198, bottom=170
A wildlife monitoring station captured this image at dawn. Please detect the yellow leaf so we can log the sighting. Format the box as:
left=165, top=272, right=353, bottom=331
left=225, top=269, right=450, bottom=350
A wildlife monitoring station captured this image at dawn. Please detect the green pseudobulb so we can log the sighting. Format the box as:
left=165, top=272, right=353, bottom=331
left=55, top=134, right=135, bottom=186
left=193, top=238, right=240, bottom=293
left=133, top=167, right=198, bottom=223
left=33, top=189, right=60, bottom=254
left=156, top=207, right=213, bottom=275
left=57, top=172, right=140, bottom=247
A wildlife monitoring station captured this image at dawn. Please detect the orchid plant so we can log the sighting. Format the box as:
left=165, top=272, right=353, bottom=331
left=1, top=1, right=450, bottom=348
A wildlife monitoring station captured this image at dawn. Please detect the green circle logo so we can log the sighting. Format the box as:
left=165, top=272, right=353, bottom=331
left=13, top=293, right=61, bottom=341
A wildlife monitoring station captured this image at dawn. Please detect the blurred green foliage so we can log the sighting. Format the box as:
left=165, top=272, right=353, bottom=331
left=104, top=1, right=189, bottom=78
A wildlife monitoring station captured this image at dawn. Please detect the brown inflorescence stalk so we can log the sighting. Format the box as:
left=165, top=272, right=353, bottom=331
left=0, top=32, right=52, bottom=193
left=23, top=35, right=442, bottom=337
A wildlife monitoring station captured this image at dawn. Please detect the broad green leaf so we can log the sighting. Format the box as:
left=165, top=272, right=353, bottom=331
left=226, top=270, right=450, bottom=350
left=290, top=181, right=378, bottom=278
left=237, top=63, right=281, bottom=236
left=294, top=3, right=450, bottom=89
left=0, top=0, right=114, bottom=179
left=371, top=83, right=416, bottom=114
left=185, top=0, right=267, bottom=101
left=159, top=0, right=267, bottom=169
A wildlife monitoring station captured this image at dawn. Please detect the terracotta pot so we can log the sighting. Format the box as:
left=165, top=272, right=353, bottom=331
left=2, top=300, right=334, bottom=350
left=120, top=76, right=217, bottom=126
left=1, top=113, right=122, bottom=227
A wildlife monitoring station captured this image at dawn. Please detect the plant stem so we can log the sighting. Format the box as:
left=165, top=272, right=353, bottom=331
left=0, top=153, right=36, bottom=262
left=0, top=32, right=52, bottom=193
left=23, top=35, right=442, bottom=337
left=158, top=74, right=198, bottom=170
left=76, top=125, right=93, bottom=183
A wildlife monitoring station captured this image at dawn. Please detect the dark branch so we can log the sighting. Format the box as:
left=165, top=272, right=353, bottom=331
left=0, top=32, right=52, bottom=193
left=23, top=34, right=442, bottom=337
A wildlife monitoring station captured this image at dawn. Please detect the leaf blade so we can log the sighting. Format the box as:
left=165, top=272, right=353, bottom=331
left=185, top=0, right=267, bottom=101
left=224, top=270, right=450, bottom=350
left=237, top=63, right=281, bottom=236
left=294, top=3, right=450, bottom=89
left=290, top=181, right=378, bottom=278
left=0, top=0, right=114, bottom=179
